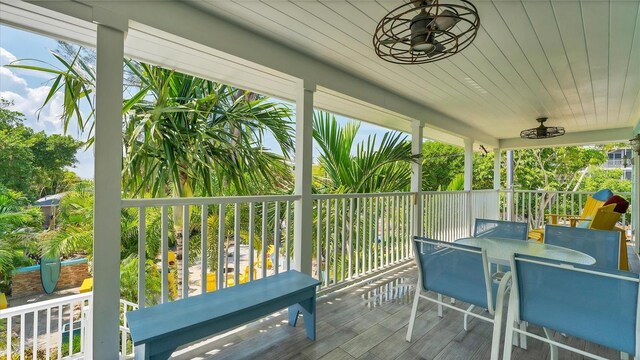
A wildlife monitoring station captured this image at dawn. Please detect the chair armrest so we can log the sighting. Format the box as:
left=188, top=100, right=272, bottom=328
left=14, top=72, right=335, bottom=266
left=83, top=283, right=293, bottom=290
left=568, top=218, right=592, bottom=227
left=545, top=214, right=580, bottom=225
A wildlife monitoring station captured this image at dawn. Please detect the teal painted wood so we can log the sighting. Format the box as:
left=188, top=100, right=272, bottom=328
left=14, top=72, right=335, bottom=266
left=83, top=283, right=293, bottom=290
left=127, top=270, right=320, bottom=360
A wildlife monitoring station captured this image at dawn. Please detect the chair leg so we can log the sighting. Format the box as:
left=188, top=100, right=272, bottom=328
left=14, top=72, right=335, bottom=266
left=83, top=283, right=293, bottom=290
left=490, top=272, right=510, bottom=360
left=543, top=327, right=558, bottom=360
left=406, top=282, right=421, bottom=342
left=502, top=288, right=517, bottom=360
left=437, top=294, right=443, bottom=317
left=519, top=321, right=528, bottom=349
left=463, top=305, right=475, bottom=331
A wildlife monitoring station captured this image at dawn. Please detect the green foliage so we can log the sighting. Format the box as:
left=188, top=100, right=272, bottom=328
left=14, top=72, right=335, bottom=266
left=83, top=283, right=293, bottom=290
left=313, top=112, right=419, bottom=193
left=119, top=255, right=162, bottom=306
left=0, top=99, right=82, bottom=199
left=0, top=185, right=41, bottom=293
left=421, top=141, right=464, bottom=191
left=580, top=168, right=632, bottom=194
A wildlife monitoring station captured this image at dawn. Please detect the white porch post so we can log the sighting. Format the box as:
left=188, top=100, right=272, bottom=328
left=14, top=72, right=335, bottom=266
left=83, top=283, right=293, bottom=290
left=293, top=79, right=315, bottom=275
left=464, top=138, right=474, bottom=234
left=493, top=147, right=501, bottom=191
left=93, top=21, right=125, bottom=358
left=463, top=138, right=473, bottom=191
left=506, top=150, right=515, bottom=221
left=411, top=122, right=423, bottom=237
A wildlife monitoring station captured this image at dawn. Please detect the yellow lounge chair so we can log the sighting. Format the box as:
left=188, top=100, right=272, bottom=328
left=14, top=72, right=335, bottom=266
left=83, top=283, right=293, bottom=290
left=0, top=293, right=7, bottom=309
left=528, top=191, right=611, bottom=242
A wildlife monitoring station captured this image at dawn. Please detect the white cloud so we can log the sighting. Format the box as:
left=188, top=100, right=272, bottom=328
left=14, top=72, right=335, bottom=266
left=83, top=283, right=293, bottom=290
left=0, top=48, right=17, bottom=65
left=0, top=87, right=65, bottom=132
left=0, top=66, right=28, bottom=87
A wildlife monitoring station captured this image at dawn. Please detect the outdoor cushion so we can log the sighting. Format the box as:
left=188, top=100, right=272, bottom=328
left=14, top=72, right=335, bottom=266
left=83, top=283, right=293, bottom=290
left=603, top=195, right=629, bottom=213
left=592, top=189, right=613, bottom=201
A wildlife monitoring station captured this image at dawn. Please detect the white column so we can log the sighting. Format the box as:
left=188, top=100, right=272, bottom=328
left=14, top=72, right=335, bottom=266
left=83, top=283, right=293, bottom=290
left=293, top=79, right=315, bottom=275
left=506, top=150, right=515, bottom=221
left=493, top=147, right=501, bottom=191
left=92, top=23, right=125, bottom=359
left=463, top=138, right=474, bottom=191
left=411, top=122, right=423, bottom=237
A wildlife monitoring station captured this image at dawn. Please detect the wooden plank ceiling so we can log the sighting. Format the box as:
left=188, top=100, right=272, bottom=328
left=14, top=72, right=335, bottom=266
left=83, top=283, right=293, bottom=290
left=189, top=0, right=640, bottom=140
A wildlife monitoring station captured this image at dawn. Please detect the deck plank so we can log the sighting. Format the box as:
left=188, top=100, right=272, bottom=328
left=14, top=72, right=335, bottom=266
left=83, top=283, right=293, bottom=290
left=178, top=264, right=634, bottom=360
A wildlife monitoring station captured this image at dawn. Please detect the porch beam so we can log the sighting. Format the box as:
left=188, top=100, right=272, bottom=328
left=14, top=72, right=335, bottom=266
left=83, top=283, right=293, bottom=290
left=92, top=22, right=125, bottom=359
left=463, top=138, right=473, bottom=191
left=411, top=122, right=424, bottom=237
left=293, top=79, right=315, bottom=275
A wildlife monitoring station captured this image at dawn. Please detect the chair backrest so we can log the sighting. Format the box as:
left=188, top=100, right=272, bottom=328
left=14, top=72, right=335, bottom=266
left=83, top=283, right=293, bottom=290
left=589, top=204, right=622, bottom=231
left=580, top=194, right=610, bottom=220
left=413, top=237, right=493, bottom=311
left=474, top=218, right=528, bottom=240
left=545, top=225, right=620, bottom=269
left=511, top=254, right=639, bottom=355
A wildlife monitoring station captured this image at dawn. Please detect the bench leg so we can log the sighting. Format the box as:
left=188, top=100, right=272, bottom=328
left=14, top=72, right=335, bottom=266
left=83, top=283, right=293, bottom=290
left=288, top=295, right=316, bottom=341
left=135, top=343, right=175, bottom=360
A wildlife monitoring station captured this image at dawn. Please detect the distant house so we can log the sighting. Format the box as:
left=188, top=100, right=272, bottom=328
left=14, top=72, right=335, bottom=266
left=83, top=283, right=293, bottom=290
left=34, top=193, right=66, bottom=229
left=604, top=148, right=633, bottom=180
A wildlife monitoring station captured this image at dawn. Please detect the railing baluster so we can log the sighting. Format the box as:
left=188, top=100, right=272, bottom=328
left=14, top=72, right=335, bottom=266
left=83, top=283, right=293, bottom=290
left=285, top=201, right=291, bottom=271
left=32, top=310, right=37, bottom=358
left=341, top=198, right=346, bottom=282
left=261, top=202, right=267, bottom=280
left=161, top=206, right=169, bottom=303
left=67, top=303, right=72, bottom=356
left=182, top=205, right=190, bottom=298
left=348, top=198, right=354, bottom=279
left=57, top=305, right=62, bottom=359
left=201, top=205, right=208, bottom=294
left=273, top=201, right=281, bottom=275
left=355, top=197, right=360, bottom=277
left=325, top=199, right=331, bottom=284
left=248, top=203, right=255, bottom=281
left=333, top=198, right=338, bottom=284
left=218, top=204, right=226, bottom=290
left=234, top=203, right=241, bottom=283
left=45, top=308, right=51, bottom=359
left=138, top=207, right=146, bottom=307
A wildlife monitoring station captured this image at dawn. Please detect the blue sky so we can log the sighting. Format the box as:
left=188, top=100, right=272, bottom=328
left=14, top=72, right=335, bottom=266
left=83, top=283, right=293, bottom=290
left=0, top=24, right=396, bottom=179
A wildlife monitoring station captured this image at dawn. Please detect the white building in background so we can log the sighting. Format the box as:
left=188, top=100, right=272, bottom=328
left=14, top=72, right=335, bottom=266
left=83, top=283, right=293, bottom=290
left=604, top=148, right=633, bottom=180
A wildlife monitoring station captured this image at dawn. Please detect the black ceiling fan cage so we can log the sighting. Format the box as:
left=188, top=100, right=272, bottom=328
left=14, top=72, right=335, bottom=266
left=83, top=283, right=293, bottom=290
left=520, top=117, right=565, bottom=139
left=373, top=0, right=480, bottom=64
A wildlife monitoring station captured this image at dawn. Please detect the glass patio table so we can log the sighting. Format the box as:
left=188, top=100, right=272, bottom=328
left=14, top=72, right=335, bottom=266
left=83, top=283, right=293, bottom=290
left=455, top=237, right=596, bottom=266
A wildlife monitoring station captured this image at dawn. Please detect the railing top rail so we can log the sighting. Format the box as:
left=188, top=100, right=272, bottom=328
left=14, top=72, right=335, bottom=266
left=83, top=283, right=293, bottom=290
left=121, top=194, right=301, bottom=207
left=0, top=292, right=92, bottom=318
left=312, top=192, right=415, bottom=199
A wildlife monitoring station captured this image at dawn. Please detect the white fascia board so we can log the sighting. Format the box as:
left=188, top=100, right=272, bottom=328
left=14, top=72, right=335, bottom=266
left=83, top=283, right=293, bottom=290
left=499, top=127, right=635, bottom=150
left=25, top=0, right=498, bottom=148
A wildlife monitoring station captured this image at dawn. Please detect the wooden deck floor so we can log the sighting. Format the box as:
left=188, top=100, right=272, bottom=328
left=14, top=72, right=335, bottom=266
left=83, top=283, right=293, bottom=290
left=171, top=248, right=639, bottom=360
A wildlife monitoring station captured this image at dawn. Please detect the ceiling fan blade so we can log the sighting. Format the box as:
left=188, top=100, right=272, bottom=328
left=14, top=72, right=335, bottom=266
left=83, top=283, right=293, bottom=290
left=435, top=10, right=460, bottom=31
left=427, top=40, right=446, bottom=57
left=380, top=37, right=410, bottom=45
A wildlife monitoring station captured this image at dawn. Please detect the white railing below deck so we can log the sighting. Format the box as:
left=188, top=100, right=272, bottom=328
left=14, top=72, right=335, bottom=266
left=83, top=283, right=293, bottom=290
left=0, top=293, right=135, bottom=359
left=312, top=192, right=415, bottom=289
left=420, top=190, right=500, bottom=242
left=120, top=194, right=300, bottom=307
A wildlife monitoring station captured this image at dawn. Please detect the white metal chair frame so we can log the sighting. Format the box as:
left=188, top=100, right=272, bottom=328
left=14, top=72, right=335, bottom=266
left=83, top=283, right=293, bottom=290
left=503, top=255, right=640, bottom=360
left=406, top=238, right=511, bottom=360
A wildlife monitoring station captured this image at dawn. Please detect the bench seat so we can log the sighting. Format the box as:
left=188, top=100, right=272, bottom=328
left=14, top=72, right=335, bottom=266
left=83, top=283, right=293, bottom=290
left=127, top=270, right=320, bottom=360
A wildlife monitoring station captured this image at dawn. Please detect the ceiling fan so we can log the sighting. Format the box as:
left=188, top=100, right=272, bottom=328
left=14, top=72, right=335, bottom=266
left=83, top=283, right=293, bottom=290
left=520, top=117, right=565, bottom=139
left=373, top=0, right=480, bottom=64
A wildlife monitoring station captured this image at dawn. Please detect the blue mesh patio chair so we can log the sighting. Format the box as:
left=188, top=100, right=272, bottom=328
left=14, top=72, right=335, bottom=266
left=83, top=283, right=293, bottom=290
left=544, top=225, right=621, bottom=269
left=503, top=254, right=640, bottom=360
left=407, top=236, right=510, bottom=360
left=474, top=218, right=529, bottom=240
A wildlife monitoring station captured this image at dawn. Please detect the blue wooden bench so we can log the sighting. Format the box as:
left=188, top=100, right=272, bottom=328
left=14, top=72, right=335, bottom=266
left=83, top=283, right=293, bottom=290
left=126, top=270, right=320, bottom=360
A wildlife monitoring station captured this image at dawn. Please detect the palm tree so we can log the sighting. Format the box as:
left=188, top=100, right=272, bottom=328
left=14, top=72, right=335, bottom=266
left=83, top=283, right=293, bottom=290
left=8, top=47, right=295, bottom=296
left=313, top=111, right=419, bottom=194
